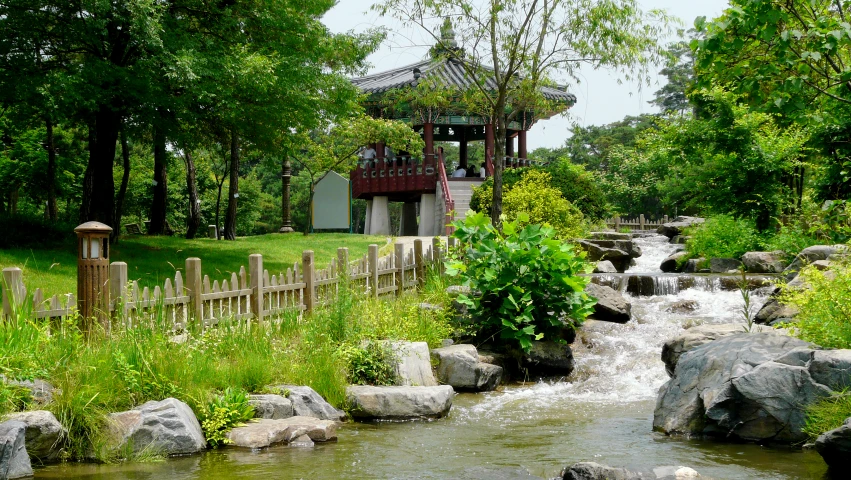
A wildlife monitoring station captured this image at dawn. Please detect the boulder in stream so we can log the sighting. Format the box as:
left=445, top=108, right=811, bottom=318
left=0, top=420, right=32, bottom=479
left=273, top=385, right=345, bottom=421
left=430, top=344, right=502, bottom=392
left=248, top=394, right=294, bottom=420
left=226, top=416, right=338, bottom=448
left=659, top=251, right=688, bottom=273
left=815, top=416, right=851, bottom=471
left=3, top=410, right=66, bottom=463
left=107, top=398, right=206, bottom=456
left=665, top=300, right=699, bottom=314
left=783, top=244, right=847, bottom=281
left=345, top=385, right=454, bottom=420
left=593, top=260, right=618, bottom=273
left=585, top=283, right=631, bottom=323
left=656, top=216, right=704, bottom=239
left=589, top=232, right=632, bottom=241
left=742, top=251, right=788, bottom=274
left=577, top=241, right=632, bottom=272
left=561, top=462, right=637, bottom=480
left=709, top=257, right=742, bottom=273
left=522, top=341, right=575, bottom=376
left=386, top=341, right=438, bottom=387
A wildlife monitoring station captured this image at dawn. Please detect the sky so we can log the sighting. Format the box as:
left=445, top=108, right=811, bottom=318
left=322, top=0, right=730, bottom=149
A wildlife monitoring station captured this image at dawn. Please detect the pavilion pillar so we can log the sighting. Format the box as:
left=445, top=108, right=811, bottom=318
left=364, top=199, right=373, bottom=234
left=518, top=130, right=528, bottom=160
left=376, top=141, right=386, bottom=161
left=401, top=202, right=418, bottom=236
left=423, top=123, right=434, bottom=158
left=459, top=128, right=468, bottom=168
left=368, top=196, right=390, bottom=235
left=418, top=194, right=437, bottom=236
left=485, top=123, right=494, bottom=165
left=506, top=131, right=515, bottom=158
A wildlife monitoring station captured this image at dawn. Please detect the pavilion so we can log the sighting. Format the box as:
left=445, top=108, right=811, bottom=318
left=349, top=22, right=576, bottom=236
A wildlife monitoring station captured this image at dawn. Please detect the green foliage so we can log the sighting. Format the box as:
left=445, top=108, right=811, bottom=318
left=562, top=114, right=659, bottom=172
left=0, top=383, right=33, bottom=414
left=447, top=212, right=596, bottom=352
left=502, top=171, right=587, bottom=240
left=542, top=161, right=610, bottom=221
left=684, top=215, right=763, bottom=260
left=198, top=388, right=255, bottom=448
left=803, top=392, right=851, bottom=443
left=336, top=342, right=398, bottom=386
left=781, top=262, right=851, bottom=349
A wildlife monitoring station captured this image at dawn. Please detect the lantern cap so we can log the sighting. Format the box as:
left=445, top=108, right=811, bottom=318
left=74, top=221, right=113, bottom=235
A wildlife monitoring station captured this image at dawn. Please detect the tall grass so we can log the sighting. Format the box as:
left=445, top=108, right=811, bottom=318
left=803, top=391, right=851, bottom=442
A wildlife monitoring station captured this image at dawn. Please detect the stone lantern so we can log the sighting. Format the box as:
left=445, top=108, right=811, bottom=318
left=75, top=221, right=112, bottom=328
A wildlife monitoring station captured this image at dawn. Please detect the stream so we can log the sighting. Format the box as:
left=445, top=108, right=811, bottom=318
left=36, top=234, right=830, bottom=479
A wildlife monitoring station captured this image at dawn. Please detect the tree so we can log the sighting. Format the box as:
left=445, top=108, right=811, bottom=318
left=376, top=0, right=672, bottom=225
left=563, top=114, right=658, bottom=171
left=650, top=38, right=696, bottom=116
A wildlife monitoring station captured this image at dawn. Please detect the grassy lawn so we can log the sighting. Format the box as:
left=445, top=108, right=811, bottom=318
left=1, top=233, right=387, bottom=298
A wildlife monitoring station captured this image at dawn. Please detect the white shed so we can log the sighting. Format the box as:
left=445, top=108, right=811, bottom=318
left=312, top=171, right=351, bottom=230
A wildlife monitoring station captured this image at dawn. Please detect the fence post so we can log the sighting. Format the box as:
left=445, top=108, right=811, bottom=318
left=414, top=239, right=424, bottom=290
left=432, top=237, right=443, bottom=275
left=186, top=258, right=203, bottom=327
left=614, top=217, right=621, bottom=231
left=2, top=267, right=24, bottom=321
left=337, top=247, right=349, bottom=279
left=302, top=251, right=315, bottom=312
left=109, top=262, right=128, bottom=322
left=368, top=244, right=379, bottom=298
left=249, top=254, right=265, bottom=323
left=394, top=243, right=405, bottom=296
left=639, top=214, right=646, bottom=231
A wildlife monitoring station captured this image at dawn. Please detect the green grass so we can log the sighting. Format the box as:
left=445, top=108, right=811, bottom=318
left=0, top=233, right=387, bottom=298
left=803, top=391, right=851, bottom=442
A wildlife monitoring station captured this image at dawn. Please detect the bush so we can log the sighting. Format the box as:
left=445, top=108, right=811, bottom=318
left=336, top=341, right=398, bottom=386
left=780, top=262, right=851, bottom=349
left=502, top=171, right=586, bottom=240
left=0, top=213, right=75, bottom=248
left=447, top=212, right=596, bottom=352
left=198, top=387, right=255, bottom=447
left=684, top=215, right=763, bottom=260
left=803, top=391, right=851, bottom=442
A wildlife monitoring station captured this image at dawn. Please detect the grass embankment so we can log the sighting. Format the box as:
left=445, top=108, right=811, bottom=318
left=0, top=233, right=387, bottom=298
left=0, top=272, right=455, bottom=461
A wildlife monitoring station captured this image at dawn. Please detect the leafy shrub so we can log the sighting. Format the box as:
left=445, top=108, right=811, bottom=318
left=803, top=391, right=851, bottom=442
left=684, top=215, right=763, bottom=260
left=469, top=168, right=525, bottom=214
left=780, top=262, right=851, bottom=349
left=336, top=341, right=398, bottom=386
left=762, top=223, right=821, bottom=259
left=198, top=387, right=255, bottom=447
left=502, top=171, right=587, bottom=240
left=447, top=212, right=596, bottom=352
left=0, top=213, right=75, bottom=248
left=0, top=382, right=33, bottom=414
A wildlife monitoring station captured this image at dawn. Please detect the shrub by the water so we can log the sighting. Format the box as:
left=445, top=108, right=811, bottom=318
left=198, top=387, right=255, bottom=447
left=684, top=215, right=763, bottom=260
left=780, top=262, right=851, bottom=349
left=502, top=171, right=587, bottom=240
left=447, top=212, right=596, bottom=352
left=336, top=341, right=398, bottom=386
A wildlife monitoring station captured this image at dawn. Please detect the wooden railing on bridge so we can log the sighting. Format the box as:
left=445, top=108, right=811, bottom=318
left=604, top=215, right=670, bottom=231
left=351, top=154, right=438, bottom=198
left=436, top=149, right=455, bottom=236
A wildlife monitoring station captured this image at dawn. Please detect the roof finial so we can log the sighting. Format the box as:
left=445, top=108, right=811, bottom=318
left=430, top=18, right=462, bottom=59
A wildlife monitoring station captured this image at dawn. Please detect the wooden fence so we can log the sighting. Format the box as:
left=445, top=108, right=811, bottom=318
left=604, top=215, right=670, bottom=231
left=1, top=237, right=454, bottom=328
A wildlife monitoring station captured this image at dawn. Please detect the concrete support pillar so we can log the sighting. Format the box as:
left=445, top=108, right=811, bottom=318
left=364, top=199, right=373, bottom=235
left=368, top=196, right=391, bottom=235
left=401, top=202, right=418, bottom=236
left=518, top=130, right=528, bottom=160
left=418, top=194, right=437, bottom=236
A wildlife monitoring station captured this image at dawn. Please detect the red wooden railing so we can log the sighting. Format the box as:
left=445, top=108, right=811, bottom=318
left=436, top=149, right=455, bottom=235
left=350, top=155, right=438, bottom=199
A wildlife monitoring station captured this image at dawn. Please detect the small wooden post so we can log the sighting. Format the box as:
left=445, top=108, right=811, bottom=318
left=664, top=215, right=669, bottom=223
left=639, top=214, right=646, bottom=231
left=368, top=244, right=379, bottom=297
left=185, top=258, right=203, bottom=326
left=74, top=222, right=112, bottom=332
left=109, top=262, right=128, bottom=322
left=337, top=247, right=349, bottom=279
left=2, top=267, right=24, bottom=321
left=414, top=239, right=425, bottom=290
left=614, top=217, right=621, bottom=231
left=302, top=251, right=315, bottom=312
left=432, top=237, right=443, bottom=275
left=249, top=254, right=265, bottom=323
left=394, top=243, right=405, bottom=296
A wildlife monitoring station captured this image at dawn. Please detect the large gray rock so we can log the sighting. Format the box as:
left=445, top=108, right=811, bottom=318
left=681, top=258, right=705, bottom=273
left=430, top=344, right=502, bottom=391
left=709, top=257, right=742, bottom=273
left=593, top=260, right=618, bottom=274
left=561, top=462, right=638, bottom=480
left=387, top=341, right=438, bottom=387
left=274, top=385, right=345, bottom=421
left=522, top=341, right=574, bottom=376
left=742, top=251, right=788, bottom=274
left=589, top=232, right=631, bottom=241
left=346, top=385, right=454, bottom=420
left=660, top=251, right=688, bottom=273
left=107, top=398, right=206, bottom=456
left=577, top=241, right=631, bottom=272
left=248, top=394, right=293, bottom=420
left=226, top=416, right=338, bottom=448
left=0, top=420, right=32, bottom=479
left=815, top=416, right=851, bottom=470
left=654, top=334, right=851, bottom=443
left=580, top=239, right=641, bottom=258
left=657, top=216, right=704, bottom=238
left=783, top=245, right=847, bottom=281
left=754, top=297, right=800, bottom=325
left=4, top=410, right=65, bottom=463
left=665, top=300, right=699, bottom=314
left=585, top=283, right=631, bottom=323
left=0, top=377, right=55, bottom=406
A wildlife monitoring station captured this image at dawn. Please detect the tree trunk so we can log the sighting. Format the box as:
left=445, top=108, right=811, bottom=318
left=115, top=123, right=131, bottom=239
left=184, top=150, right=201, bottom=239
left=223, top=130, right=239, bottom=240
left=490, top=106, right=507, bottom=225
left=79, top=121, right=96, bottom=223
left=304, top=182, right=315, bottom=236
left=80, top=107, right=120, bottom=232
left=148, top=121, right=168, bottom=235
left=45, top=118, right=58, bottom=221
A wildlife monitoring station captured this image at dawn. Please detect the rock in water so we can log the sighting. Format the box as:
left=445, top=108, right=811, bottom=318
left=815, top=417, right=851, bottom=470
left=656, top=216, right=704, bottom=239
left=107, top=398, right=206, bottom=456
left=665, top=300, right=699, bottom=314
left=742, top=251, right=788, bottom=273
left=345, top=385, right=454, bottom=420
left=754, top=297, right=800, bottom=325
left=387, top=341, right=438, bottom=387
left=585, top=283, right=631, bottom=323
left=660, top=251, right=688, bottom=273
left=783, top=245, right=847, bottom=281
left=523, top=341, right=574, bottom=376
left=709, top=257, right=742, bottom=273
left=593, top=260, right=618, bottom=273
left=274, top=385, right=345, bottom=421
left=561, top=462, right=637, bottom=480
left=0, top=420, right=33, bottom=479
left=226, top=416, right=338, bottom=448
left=654, top=334, right=851, bottom=443
left=589, top=232, right=632, bottom=241
left=3, top=410, right=66, bottom=463
left=577, top=241, right=631, bottom=272
left=430, top=344, right=502, bottom=391
left=248, top=394, right=294, bottom=420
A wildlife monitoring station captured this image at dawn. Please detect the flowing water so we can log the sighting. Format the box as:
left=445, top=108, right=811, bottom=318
left=37, top=235, right=830, bottom=479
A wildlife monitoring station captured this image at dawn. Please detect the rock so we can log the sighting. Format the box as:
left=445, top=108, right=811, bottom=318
left=430, top=344, right=503, bottom=391
left=107, top=398, right=206, bottom=456
left=0, top=377, right=55, bottom=406
left=815, top=416, right=851, bottom=470
left=754, top=297, right=800, bottom=325
left=657, top=216, right=705, bottom=239
left=666, top=300, right=699, bottom=314
left=289, top=434, right=314, bottom=448
left=248, top=394, right=293, bottom=420
left=445, top=285, right=471, bottom=297
left=274, top=386, right=345, bottom=421
left=522, top=341, right=574, bottom=376
left=462, top=466, right=543, bottom=479
left=226, top=416, right=338, bottom=448
left=812, top=259, right=832, bottom=271
left=654, top=334, right=851, bottom=443
left=670, top=235, right=691, bottom=245
left=709, top=257, right=742, bottom=273
left=681, top=258, right=704, bottom=273
left=783, top=245, right=847, bottom=281
left=561, top=462, right=637, bottom=480
left=593, top=260, right=618, bottom=273
left=0, top=420, right=32, bottom=479
left=585, top=283, right=631, bottom=323
left=441, top=339, right=454, bottom=348
left=386, top=341, right=438, bottom=387
left=653, top=466, right=701, bottom=479
left=345, top=385, right=454, bottom=420
left=417, top=302, right=443, bottom=312
left=579, top=239, right=641, bottom=258
left=577, top=241, right=631, bottom=272
left=660, top=251, right=689, bottom=273
left=742, top=251, right=788, bottom=274
left=4, top=410, right=66, bottom=463
left=590, top=232, right=632, bottom=241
